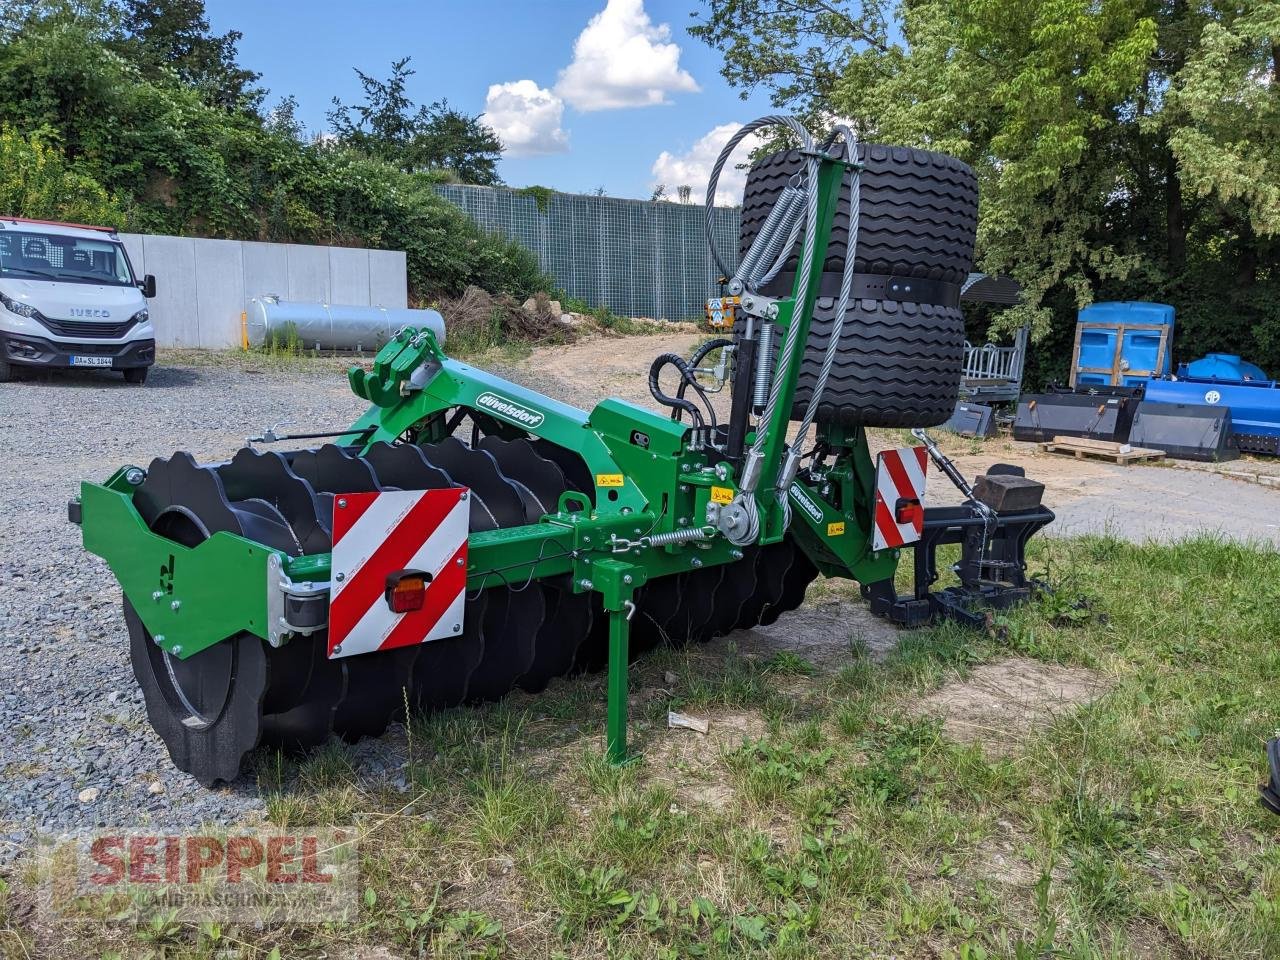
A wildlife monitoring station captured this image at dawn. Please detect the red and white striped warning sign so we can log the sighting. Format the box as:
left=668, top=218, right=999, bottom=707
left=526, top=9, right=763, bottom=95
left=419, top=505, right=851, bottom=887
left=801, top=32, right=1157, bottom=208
left=327, top=488, right=469, bottom=659
left=872, top=446, right=928, bottom=551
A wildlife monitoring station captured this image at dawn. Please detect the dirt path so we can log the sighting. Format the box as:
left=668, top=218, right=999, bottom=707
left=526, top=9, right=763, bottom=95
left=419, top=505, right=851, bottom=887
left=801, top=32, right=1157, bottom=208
left=515, top=331, right=1280, bottom=547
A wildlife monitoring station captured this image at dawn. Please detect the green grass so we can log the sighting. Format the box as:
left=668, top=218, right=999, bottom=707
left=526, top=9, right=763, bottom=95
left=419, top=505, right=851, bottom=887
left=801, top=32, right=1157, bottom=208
left=7, top=534, right=1280, bottom=958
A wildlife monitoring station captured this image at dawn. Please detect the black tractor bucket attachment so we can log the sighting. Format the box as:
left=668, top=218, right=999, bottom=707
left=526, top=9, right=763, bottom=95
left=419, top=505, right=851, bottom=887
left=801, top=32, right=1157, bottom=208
left=1012, top=385, right=1143, bottom=444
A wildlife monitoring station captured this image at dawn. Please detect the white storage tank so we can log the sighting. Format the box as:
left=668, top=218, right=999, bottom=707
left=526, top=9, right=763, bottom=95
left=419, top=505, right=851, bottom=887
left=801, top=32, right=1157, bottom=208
left=246, top=296, right=446, bottom=351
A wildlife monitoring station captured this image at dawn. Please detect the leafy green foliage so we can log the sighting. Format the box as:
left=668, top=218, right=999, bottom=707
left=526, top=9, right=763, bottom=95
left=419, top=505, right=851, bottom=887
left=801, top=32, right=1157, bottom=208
left=694, top=0, right=1280, bottom=379
left=112, top=0, right=262, bottom=110
left=327, top=57, right=503, bottom=184
left=0, top=125, right=131, bottom=225
left=0, top=2, right=543, bottom=302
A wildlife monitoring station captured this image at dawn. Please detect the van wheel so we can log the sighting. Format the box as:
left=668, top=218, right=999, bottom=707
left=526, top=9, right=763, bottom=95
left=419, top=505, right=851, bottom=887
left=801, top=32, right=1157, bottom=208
left=124, top=367, right=149, bottom=385
left=0, top=358, right=11, bottom=383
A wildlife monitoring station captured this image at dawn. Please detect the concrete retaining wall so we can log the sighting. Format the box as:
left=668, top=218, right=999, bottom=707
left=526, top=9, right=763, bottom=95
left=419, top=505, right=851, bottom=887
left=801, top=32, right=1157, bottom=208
left=117, top=234, right=408, bottom=348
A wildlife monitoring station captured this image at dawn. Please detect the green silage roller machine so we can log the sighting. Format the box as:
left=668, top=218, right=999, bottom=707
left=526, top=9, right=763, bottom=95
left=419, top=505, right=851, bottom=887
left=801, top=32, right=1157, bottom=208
left=69, top=118, right=1054, bottom=786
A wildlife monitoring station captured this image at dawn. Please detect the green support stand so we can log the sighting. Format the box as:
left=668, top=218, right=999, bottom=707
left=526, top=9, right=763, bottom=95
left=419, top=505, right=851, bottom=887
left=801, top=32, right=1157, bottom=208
left=606, top=602, right=635, bottom=766
left=590, top=558, right=647, bottom=766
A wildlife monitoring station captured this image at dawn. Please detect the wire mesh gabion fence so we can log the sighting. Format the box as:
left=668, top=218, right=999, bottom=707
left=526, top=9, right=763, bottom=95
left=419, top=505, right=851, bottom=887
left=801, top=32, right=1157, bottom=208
left=436, top=184, right=741, bottom=321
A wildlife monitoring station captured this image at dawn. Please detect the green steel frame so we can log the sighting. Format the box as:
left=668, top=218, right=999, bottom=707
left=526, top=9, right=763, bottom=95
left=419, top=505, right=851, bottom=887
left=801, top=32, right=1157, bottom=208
left=76, top=146, right=901, bottom=764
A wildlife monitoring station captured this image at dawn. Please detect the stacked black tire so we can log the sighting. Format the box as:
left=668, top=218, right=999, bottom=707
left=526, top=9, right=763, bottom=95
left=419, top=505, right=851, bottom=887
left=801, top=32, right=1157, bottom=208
left=738, top=144, right=979, bottom=428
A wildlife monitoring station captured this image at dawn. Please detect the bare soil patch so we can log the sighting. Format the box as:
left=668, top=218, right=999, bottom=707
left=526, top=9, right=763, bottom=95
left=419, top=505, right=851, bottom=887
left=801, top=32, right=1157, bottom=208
left=911, top=657, right=1109, bottom=754
left=641, top=708, right=767, bottom=811
left=746, top=599, right=903, bottom=665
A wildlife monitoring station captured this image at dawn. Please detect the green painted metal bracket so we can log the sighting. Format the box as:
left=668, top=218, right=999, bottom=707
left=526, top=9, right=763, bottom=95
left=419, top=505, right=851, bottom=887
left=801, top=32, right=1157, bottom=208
left=348, top=327, right=443, bottom=407
left=786, top=477, right=896, bottom=584
left=755, top=154, right=849, bottom=545
left=590, top=558, right=647, bottom=766
left=78, top=479, right=272, bottom=659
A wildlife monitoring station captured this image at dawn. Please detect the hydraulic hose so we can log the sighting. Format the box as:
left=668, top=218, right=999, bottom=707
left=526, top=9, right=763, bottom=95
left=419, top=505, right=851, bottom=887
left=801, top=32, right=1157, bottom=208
left=649, top=353, right=705, bottom=430
left=675, top=337, right=734, bottom=428
left=702, top=116, right=822, bottom=544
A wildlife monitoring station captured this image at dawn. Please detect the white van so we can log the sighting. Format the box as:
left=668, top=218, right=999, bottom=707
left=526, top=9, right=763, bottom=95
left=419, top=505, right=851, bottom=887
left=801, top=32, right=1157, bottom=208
left=0, top=217, right=157, bottom=384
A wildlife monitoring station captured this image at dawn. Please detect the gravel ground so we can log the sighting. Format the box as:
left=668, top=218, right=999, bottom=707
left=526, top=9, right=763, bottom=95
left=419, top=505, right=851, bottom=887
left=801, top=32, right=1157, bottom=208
left=2, top=335, right=1276, bottom=861
left=0, top=349, right=611, bottom=861
left=0, top=360, right=368, bottom=859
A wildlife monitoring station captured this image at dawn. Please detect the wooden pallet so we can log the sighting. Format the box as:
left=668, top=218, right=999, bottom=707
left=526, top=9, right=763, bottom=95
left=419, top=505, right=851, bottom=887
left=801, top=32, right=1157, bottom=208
left=1038, top=435, right=1166, bottom=464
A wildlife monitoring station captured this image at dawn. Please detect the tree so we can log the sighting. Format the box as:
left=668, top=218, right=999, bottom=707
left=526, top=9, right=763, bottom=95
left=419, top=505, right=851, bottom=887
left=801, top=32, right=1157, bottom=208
left=689, top=0, right=894, bottom=123
left=328, top=58, right=502, bottom=184
left=414, top=100, right=502, bottom=186
left=692, top=0, right=1280, bottom=380
left=113, top=0, right=262, bottom=110
left=328, top=57, right=425, bottom=165
left=264, top=95, right=306, bottom=141
left=0, top=10, right=544, bottom=299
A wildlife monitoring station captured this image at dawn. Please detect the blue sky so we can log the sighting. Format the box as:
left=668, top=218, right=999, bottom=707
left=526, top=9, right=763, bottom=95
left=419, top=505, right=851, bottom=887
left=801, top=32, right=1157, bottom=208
left=206, top=0, right=777, bottom=202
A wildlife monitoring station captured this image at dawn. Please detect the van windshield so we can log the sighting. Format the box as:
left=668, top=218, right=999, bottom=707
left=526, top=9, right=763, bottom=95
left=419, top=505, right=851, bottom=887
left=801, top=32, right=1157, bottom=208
left=0, top=230, right=135, bottom=286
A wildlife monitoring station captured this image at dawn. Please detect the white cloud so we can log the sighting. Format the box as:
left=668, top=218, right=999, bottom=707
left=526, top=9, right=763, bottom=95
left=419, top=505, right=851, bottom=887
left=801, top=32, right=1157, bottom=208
left=651, top=123, right=763, bottom=206
left=481, top=80, right=569, bottom=157
left=556, top=0, right=699, bottom=111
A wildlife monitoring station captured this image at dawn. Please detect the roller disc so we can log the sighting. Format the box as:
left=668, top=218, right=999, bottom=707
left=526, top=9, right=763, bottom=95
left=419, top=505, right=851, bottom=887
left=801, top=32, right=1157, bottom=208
left=628, top=576, right=684, bottom=660
left=262, top=640, right=346, bottom=747
left=665, top=567, right=725, bottom=646
left=531, top=439, right=594, bottom=496
left=126, top=601, right=268, bottom=787
left=127, top=453, right=303, bottom=785
left=478, top=437, right=596, bottom=692
left=694, top=541, right=767, bottom=642
left=410, top=591, right=489, bottom=710
left=421, top=438, right=541, bottom=702
left=759, top=540, right=819, bottom=626
left=216, top=448, right=330, bottom=555
left=289, top=445, right=382, bottom=494
left=363, top=441, right=453, bottom=492
left=463, top=588, right=544, bottom=702
left=733, top=544, right=790, bottom=631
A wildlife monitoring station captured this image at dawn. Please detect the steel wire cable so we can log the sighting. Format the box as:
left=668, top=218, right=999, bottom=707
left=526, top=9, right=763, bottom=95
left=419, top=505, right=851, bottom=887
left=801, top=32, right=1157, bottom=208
left=704, top=115, right=814, bottom=282
left=786, top=127, right=862, bottom=476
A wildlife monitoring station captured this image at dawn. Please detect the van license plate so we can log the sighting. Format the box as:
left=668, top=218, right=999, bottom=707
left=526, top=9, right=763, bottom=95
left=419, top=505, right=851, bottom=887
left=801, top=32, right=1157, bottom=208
left=70, top=356, right=113, bottom=368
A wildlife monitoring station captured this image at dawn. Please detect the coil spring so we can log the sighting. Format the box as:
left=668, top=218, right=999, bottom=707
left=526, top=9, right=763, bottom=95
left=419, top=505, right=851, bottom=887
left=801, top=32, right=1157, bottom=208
left=737, top=184, right=803, bottom=284
left=753, top=322, right=774, bottom=411
left=750, top=186, right=807, bottom=288
left=646, top=527, right=712, bottom=547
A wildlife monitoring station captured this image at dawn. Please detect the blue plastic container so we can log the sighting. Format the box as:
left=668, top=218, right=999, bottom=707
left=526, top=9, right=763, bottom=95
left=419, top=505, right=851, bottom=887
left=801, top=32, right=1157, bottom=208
left=1184, top=353, right=1268, bottom=382
left=1144, top=364, right=1280, bottom=447
left=1075, top=302, right=1175, bottom=387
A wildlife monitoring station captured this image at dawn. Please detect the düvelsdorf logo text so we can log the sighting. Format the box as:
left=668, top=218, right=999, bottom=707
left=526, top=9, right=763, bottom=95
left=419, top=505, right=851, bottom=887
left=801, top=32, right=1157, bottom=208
left=476, top=392, right=545, bottom=429
left=70, top=307, right=112, bottom=318
left=789, top=483, right=824, bottom=524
